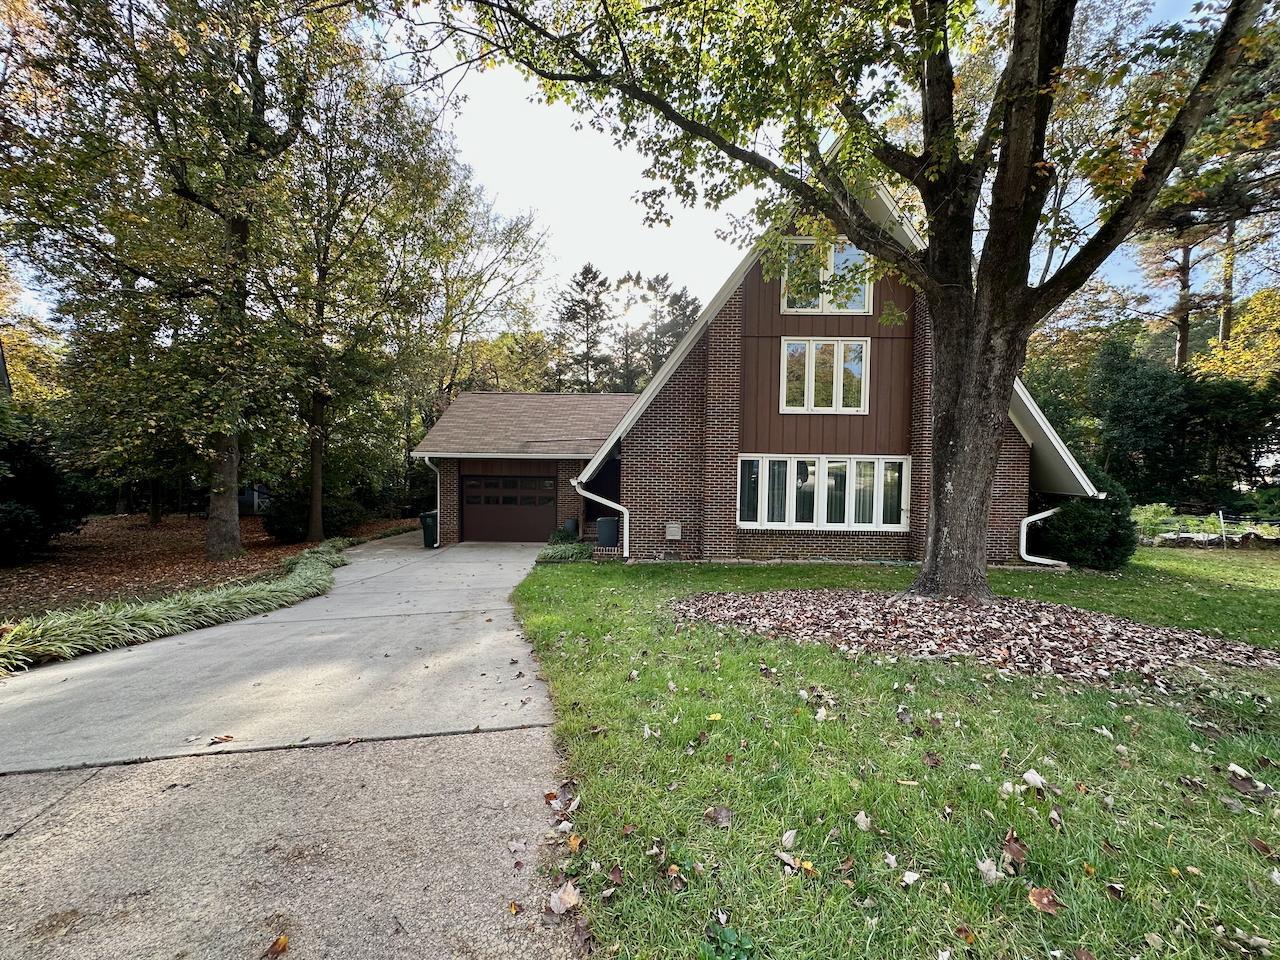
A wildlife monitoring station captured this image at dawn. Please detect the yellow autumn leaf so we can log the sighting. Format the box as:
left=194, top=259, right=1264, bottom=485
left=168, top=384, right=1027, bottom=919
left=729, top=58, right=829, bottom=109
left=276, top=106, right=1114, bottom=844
left=706, top=713, right=722, bottom=721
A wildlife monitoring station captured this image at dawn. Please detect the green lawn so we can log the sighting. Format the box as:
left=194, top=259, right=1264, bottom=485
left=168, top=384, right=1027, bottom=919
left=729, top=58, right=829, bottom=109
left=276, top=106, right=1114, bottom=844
left=514, top=549, right=1280, bottom=960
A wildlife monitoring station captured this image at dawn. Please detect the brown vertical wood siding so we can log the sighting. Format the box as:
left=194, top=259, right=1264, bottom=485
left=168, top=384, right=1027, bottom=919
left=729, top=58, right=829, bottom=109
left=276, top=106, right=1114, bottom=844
left=739, top=261, right=914, bottom=455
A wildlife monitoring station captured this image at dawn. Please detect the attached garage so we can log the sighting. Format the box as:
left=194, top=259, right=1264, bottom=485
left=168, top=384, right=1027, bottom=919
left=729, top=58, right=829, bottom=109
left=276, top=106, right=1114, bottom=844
left=412, top=392, right=638, bottom=546
left=461, top=474, right=557, bottom=542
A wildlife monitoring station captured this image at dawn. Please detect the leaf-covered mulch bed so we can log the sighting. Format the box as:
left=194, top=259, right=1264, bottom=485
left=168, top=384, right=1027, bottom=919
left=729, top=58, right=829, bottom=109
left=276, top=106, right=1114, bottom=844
left=673, top=588, right=1280, bottom=690
left=0, top=515, right=413, bottom=619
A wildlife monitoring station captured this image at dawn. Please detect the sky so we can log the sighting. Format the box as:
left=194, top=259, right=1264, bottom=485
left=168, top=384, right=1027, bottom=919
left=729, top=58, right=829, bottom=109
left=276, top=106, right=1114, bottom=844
left=448, top=66, right=757, bottom=310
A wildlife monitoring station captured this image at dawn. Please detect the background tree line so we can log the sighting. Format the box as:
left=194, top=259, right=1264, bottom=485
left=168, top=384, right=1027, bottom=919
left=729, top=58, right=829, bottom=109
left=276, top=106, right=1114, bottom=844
left=0, top=0, right=693, bottom=564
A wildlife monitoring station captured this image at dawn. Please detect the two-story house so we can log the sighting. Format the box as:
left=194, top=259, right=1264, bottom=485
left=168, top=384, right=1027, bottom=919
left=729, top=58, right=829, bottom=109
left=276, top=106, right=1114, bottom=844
left=414, top=199, right=1100, bottom=563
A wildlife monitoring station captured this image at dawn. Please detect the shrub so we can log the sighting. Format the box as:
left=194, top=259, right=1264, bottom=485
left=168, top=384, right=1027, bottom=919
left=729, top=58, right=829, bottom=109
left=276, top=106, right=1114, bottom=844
left=538, top=542, right=593, bottom=562
left=1131, top=502, right=1174, bottom=540
left=262, top=482, right=369, bottom=543
left=547, top=525, right=580, bottom=545
left=1032, top=468, right=1137, bottom=570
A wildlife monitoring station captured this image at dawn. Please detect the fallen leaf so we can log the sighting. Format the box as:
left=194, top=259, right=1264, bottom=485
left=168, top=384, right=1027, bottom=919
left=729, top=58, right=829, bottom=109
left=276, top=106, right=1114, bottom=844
left=1074, top=949, right=1096, bottom=960
left=855, top=810, right=872, bottom=832
left=901, top=870, right=921, bottom=887
left=608, top=864, right=623, bottom=885
left=210, top=734, right=234, bottom=744
left=1023, top=769, right=1047, bottom=790
left=976, top=857, right=1002, bottom=885
left=1105, top=882, right=1125, bottom=900
left=775, top=850, right=798, bottom=870
left=262, top=935, right=288, bottom=958
left=621, top=824, right=636, bottom=836
left=923, top=751, right=942, bottom=768
left=1247, top=838, right=1275, bottom=859
left=955, top=924, right=976, bottom=945
left=549, top=880, right=581, bottom=915
left=507, top=901, right=523, bottom=916
left=781, top=828, right=797, bottom=850
left=567, top=833, right=585, bottom=854
left=1029, top=887, right=1064, bottom=915
left=801, top=860, right=819, bottom=877
left=706, top=713, right=722, bottom=722
left=1144, top=932, right=1165, bottom=949
left=704, top=806, right=733, bottom=829
left=1002, top=827, right=1029, bottom=874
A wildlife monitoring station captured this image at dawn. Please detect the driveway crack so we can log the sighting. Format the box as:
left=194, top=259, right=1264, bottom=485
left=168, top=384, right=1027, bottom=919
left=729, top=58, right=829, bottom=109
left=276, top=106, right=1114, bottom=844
left=2, top=767, right=100, bottom=842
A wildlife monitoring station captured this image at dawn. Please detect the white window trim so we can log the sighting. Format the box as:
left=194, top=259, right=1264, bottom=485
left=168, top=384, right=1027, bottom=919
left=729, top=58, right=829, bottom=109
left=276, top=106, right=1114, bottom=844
left=736, top=454, right=910, bottom=532
left=779, top=336, right=870, bottom=415
left=780, top=238, right=875, bottom=316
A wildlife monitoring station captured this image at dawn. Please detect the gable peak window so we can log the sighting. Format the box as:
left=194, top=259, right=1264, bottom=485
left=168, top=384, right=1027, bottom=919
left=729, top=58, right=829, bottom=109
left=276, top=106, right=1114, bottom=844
left=782, top=239, right=873, bottom=315
left=780, top=337, right=869, bottom=415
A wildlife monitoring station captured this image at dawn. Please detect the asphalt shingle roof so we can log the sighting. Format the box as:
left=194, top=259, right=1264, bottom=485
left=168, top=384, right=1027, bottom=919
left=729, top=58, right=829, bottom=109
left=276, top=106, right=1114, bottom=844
left=413, top=392, right=638, bottom=459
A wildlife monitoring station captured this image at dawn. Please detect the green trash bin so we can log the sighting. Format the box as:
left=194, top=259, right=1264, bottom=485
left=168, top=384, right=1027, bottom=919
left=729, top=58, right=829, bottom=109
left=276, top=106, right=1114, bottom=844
left=420, top=511, right=439, bottom=549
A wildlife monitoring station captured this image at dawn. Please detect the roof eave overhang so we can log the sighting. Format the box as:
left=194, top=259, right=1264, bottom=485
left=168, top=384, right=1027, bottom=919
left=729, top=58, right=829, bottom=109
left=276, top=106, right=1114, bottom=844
left=412, top=449, right=606, bottom=460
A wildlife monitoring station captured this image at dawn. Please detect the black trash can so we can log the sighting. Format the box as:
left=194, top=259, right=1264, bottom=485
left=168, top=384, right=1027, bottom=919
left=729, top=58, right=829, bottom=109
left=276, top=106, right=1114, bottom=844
left=420, top=511, right=439, bottom=549
left=596, top=516, right=620, bottom=549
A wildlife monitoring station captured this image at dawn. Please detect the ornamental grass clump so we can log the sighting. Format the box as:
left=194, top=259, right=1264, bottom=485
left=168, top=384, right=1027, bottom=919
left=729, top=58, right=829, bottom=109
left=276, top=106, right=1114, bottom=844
left=0, top=540, right=351, bottom=674
left=538, top=542, right=594, bottom=563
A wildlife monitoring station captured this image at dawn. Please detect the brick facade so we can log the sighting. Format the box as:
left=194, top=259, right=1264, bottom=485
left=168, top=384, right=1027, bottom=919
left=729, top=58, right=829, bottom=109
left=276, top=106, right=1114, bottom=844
left=436, top=458, right=460, bottom=546
left=619, top=274, right=1033, bottom=564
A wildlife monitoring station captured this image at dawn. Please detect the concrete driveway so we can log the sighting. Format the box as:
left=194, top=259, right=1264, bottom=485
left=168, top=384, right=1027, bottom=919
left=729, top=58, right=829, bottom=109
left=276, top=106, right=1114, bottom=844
left=0, top=536, right=552, bottom=772
left=0, top=535, right=575, bottom=959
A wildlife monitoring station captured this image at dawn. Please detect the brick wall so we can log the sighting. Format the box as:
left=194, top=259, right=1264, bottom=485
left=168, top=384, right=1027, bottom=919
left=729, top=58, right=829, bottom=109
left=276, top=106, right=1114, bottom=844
left=620, top=337, right=708, bottom=560
left=436, top=458, right=460, bottom=545
left=557, top=460, right=586, bottom=533
left=988, top=424, right=1030, bottom=562
left=703, top=290, right=744, bottom=559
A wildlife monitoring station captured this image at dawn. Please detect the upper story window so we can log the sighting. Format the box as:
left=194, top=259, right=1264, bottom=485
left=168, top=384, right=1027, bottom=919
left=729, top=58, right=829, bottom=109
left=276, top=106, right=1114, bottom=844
left=782, top=239, right=873, bottom=315
left=780, top=337, right=869, bottom=414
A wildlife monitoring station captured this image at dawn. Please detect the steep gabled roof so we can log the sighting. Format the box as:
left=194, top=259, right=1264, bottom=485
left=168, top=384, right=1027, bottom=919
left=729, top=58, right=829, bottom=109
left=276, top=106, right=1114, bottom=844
left=576, top=186, right=1101, bottom=500
left=414, top=392, right=637, bottom=459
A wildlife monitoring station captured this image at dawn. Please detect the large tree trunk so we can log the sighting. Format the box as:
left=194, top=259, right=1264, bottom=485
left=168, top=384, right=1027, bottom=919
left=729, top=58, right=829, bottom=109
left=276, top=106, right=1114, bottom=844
left=910, top=292, right=1028, bottom=600
left=1219, top=218, right=1236, bottom=344
left=205, top=432, right=241, bottom=561
left=306, top=390, right=327, bottom=543
left=205, top=213, right=251, bottom=561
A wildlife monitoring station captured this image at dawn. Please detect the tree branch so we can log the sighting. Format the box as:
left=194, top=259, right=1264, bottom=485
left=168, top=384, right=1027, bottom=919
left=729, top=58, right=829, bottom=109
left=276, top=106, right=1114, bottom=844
left=1035, top=0, right=1267, bottom=317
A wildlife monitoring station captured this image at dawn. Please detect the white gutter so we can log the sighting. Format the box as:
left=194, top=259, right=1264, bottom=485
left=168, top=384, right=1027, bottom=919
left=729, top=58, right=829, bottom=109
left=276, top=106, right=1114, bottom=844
left=572, top=477, right=629, bottom=558
left=423, top=456, right=441, bottom=548
left=1019, top=507, right=1066, bottom=567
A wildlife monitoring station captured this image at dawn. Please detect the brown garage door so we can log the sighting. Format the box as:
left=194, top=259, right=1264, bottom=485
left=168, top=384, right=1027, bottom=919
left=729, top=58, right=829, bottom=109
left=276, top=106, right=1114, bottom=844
left=461, top=475, right=557, bottom=542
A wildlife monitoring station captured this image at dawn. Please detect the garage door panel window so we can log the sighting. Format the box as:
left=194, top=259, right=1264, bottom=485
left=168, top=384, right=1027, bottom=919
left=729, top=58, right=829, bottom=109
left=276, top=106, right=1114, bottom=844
left=737, top=455, right=909, bottom=531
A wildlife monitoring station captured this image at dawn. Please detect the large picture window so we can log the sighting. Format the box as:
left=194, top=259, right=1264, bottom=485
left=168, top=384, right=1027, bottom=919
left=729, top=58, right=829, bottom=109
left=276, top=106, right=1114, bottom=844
left=736, top=455, right=910, bottom=532
left=781, top=239, right=873, bottom=315
left=779, top=337, right=869, bottom=414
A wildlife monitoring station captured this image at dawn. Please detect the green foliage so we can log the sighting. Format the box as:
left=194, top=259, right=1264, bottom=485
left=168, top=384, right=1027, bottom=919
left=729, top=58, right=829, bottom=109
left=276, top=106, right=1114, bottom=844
left=547, top=526, right=580, bottom=545
left=1032, top=469, right=1138, bottom=570
left=698, top=924, right=756, bottom=960
left=261, top=482, right=368, bottom=544
left=0, top=428, right=91, bottom=564
left=0, top=541, right=350, bottom=673
left=537, top=542, right=594, bottom=562
left=1131, top=502, right=1175, bottom=539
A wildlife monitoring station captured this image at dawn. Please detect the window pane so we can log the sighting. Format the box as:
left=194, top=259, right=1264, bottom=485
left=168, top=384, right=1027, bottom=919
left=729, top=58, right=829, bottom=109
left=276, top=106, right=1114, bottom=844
left=784, top=341, right=807, bottom=407
left=767, top=460, right=788, bottom=522
left=784, top=243, right=820, bottom=310
left=853, top=460, right=875, bottom=524
left=825, top=461, right=847, bottom=525
left=831, top=244, right=868, bottom=311
left=812, top=342, right=835, bottom=409
left=738, top=459, right=759, bottom=523
left=841, top=341, right=865, bottom=410
left=795, top=459, right=816, bottom=524
left=882, top=462, right=904, bottom=525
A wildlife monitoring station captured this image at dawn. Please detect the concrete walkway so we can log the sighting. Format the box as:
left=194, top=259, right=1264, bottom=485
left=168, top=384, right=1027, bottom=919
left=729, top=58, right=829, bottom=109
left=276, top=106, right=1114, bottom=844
left=0, top=536, right=574, bottom=959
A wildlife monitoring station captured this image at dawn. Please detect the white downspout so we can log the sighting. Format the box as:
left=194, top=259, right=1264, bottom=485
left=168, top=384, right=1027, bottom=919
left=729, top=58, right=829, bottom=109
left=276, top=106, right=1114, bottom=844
left=423, top=456, right=441, bottom=548
left=1020, top=506, right=1066, bottom=567
left=572, top=477, right=629, bottom=559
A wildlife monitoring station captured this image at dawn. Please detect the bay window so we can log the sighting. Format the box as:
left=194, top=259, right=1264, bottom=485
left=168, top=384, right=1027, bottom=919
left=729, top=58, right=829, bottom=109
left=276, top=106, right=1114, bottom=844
left=737, top=455, right=910, bottom=531
left=779, top=337, right=869, bottom=414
